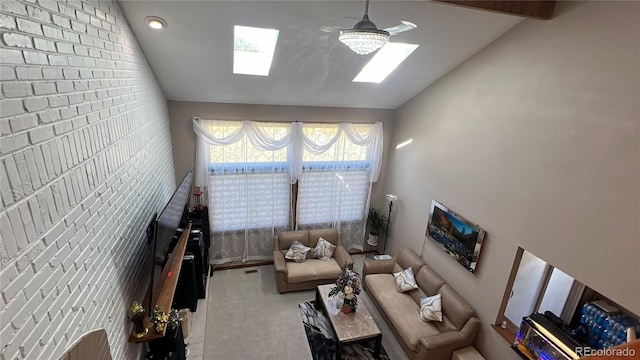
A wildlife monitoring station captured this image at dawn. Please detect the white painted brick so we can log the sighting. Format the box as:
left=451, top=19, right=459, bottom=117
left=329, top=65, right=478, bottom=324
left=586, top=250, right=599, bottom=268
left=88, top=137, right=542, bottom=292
left=2, top=82, right=32, bottom=98
left=13, top=152, right=33, bottom=196
left=39, top=0, right=59, bottom=12
left=0, top=99, right=24, bottom=117
left=56, top=42, right=74, bottom=55
left=0, top=134, right=33, bottom=156
left=24, top=97, right=48, bottom=112
left=48, top=54, right=67, bottom=66
left=1, top=264, right=34, bottom=304
left=0, top=48, right=23, bottom=64
left=24, top=51, right=49, bottom=65
left=22, top=263, right=52, bottom=301
left=3, top=156, right=22, bottom=201
left=41, top=218, right=64, bottom=247
left=86, top=26, right=98, bottom=38
left=43, top=187, right=59, bottom=223
left=32, top=145, right=49, bottom=185
left=28, top=125, right=54, bottom=144
left=27, top=5, right=51, bottom=23
left=0, top=13, right=17, bottom=30
left=38, top=108, right=61, bottom=123
left=42, top=67, right=62, bottom=80
left=55, top=80, right=74, bottom=93
left=0, top=163, right=13, bottom=206
left=23, top=148, right=42, bottom=190
left=63, top=30, right=80, bottom=44
left=8, top=113, right=38, bottom=132
left=68, top=55, right=83, bottom=68
left=52, top=14, right=71, bottom=29
left=32, top=194, right=50, bottom=234
left=75, top=10, right=90, bottom=23
left=0, top=212, right=18, bottom=258
left=17, top=202, right=37, bottom=243
left=33, top=37, right=56, bottom=52
left=48, top=94, right=69, bottom=108
left=0, top=292, right=26, bottom=332
left=42, top=25, right=63, bottom=40
left=16, top=67, right=43, bottom=80
left=60, top=106, right=78, bottom=120
left=6, top=206, right=28, bottom=252
left=0, top=0, right=27, bottom=16
left=16, top=18, right=43, bottom=36
left=40, top=143, right=56, bottom=180
left=53, top=119, right=72, bottom=135
left=67, top=93, right=83, bottom=105
left=1, top=65, right=17, bottom=80
left=21, top=312, right=50, bottom=358
left=32, top=82, right=55, bottom=96
left=71, top=116, right=87, bottom=129
left=2, top=33, right=33, bottom=49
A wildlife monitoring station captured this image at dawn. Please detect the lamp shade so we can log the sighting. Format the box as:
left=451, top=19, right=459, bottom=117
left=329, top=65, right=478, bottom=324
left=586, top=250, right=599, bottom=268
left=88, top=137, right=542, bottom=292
left=386, top=194, right=397, bottom=202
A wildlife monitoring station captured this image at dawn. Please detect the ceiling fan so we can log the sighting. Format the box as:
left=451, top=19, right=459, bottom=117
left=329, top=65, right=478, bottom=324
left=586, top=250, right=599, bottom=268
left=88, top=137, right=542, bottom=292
left=339, top=0, right=417, bottom=55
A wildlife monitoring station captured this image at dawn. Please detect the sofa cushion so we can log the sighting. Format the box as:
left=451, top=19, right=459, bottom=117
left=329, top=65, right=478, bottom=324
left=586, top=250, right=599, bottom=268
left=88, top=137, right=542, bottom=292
left=415, top=264, right=445, bottom=297
left=393, top=267, right=418, bottom=292
left=439, top=284, right=476, bottom=330
left=286, top=259, right=342, bottom=283
left=313, top=238, right=336, bottom=260
left=419, top=294, right=443, bottom=322
left=285, top=241, right=312, bottom=262
left=392, top=248, right=424, bottom=277
left=278, top=231, right=309, bottom=250
left=365, top=273, right=440, bottom=352
left=308, top=229, right=338, bottom=247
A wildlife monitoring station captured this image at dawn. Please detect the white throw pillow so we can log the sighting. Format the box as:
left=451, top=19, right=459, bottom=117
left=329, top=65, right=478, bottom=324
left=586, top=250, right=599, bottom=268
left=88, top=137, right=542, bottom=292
left=285, top=241, right=311, bottom=263
left=419, top=294, right=443, bottom=322
left=313, top=237, right=336, bottom=260
left=393, top=267, right=418, bottom=292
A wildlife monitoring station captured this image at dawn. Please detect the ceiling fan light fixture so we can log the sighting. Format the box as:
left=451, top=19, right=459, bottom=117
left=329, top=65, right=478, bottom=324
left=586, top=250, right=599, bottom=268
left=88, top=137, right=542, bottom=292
left=339, top=29, right=390, bottom=55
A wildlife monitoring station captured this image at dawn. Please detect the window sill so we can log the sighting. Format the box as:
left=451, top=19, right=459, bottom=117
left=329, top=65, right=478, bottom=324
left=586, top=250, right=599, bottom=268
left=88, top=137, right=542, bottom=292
left=492, top=324, right=516, bottom=344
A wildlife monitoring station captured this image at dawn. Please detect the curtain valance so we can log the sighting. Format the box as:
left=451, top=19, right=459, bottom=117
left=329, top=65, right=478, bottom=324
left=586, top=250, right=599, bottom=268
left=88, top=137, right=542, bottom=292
left=193, top=117, right=383, bottom=186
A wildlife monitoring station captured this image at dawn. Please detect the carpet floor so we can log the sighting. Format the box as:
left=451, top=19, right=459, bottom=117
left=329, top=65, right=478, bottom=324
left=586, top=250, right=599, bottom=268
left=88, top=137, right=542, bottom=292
left=299, top=301, right=390, bottom=360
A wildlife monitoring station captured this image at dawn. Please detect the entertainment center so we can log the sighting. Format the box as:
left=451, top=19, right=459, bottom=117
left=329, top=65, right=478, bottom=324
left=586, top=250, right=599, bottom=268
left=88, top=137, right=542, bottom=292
left=128, top=166, right=210, bottom=360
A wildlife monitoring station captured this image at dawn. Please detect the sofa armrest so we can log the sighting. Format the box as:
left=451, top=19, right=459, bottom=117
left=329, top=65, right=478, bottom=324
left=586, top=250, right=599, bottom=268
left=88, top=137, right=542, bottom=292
left=333, top=245, right=353, bottom=269
left=418, top=317, right=480, bottom=357
left=362, top=258, right=395, bottom=278
left=273, top=251, right=287, bottom=274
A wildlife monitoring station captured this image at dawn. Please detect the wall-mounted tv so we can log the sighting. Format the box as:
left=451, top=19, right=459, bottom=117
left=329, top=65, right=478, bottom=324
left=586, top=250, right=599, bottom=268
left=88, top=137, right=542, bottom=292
left=426, top=200, right=486, bottom=273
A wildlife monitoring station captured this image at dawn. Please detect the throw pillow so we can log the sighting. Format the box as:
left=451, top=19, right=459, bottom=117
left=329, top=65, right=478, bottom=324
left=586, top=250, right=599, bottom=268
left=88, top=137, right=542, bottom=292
left=393, top=267, right=418, bottom=292
left=313, top=237, right=336, bottom=260
left=419, top=294, right=443, bottom=322
left=285, top=241, right=311, bottom=263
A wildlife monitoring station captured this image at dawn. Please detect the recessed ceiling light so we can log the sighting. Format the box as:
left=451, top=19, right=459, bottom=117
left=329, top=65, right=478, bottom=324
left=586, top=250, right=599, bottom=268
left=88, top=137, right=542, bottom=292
left=145, top=16, right=167, bottom=30
left=353, top=43, right=419, bottom=83
left=233, top=25, right=279, bottom=76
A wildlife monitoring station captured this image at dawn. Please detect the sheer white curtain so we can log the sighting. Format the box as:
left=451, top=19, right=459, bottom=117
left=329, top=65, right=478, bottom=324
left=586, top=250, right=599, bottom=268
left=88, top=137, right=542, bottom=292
left=296, top=122, right=383, bottom=251
left=193, top=118, right=296, bottom=264
left=193, top=118, right=383, bottom=263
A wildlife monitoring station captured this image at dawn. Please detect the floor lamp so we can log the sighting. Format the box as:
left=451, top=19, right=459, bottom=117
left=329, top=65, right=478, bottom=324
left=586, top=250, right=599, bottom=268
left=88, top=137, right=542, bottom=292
left=383, top=194, right=397, bottom=255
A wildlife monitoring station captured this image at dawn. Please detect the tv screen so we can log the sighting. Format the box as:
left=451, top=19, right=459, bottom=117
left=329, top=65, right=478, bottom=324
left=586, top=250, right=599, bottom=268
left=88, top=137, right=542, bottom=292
left=154, top=165, right=194, bottom=265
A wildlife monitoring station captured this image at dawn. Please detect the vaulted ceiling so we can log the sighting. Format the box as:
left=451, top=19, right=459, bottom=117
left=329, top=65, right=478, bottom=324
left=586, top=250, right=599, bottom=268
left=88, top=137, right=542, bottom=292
left=119, top=1, right=525, bottom=109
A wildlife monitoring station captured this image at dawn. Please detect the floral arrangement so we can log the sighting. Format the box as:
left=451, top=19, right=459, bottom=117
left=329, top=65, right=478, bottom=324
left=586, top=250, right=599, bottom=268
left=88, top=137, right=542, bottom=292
left=328, top=266, right=361, bottom=313
left=151, top=305, right=168, bottom=332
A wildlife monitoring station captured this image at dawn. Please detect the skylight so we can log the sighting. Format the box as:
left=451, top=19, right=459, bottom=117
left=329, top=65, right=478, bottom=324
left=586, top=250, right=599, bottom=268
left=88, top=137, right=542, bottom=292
left=233, top=25, right=279, bottom=76
left=353, top=43, right=419, bottom=83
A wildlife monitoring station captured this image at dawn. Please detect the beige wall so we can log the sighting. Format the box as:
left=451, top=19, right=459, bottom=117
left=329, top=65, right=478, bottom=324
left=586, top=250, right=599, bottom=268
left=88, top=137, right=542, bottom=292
left=167, top=101, right=395, bottom=208
left=385, top=1, right=639, bottom=359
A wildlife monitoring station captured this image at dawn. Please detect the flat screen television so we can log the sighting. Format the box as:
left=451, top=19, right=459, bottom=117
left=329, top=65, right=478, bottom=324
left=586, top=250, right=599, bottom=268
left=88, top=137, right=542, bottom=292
left=148, top=165, right=194, bottom=313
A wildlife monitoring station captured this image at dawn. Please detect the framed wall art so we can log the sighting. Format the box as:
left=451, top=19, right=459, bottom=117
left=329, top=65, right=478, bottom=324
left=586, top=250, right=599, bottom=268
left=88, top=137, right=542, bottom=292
left=426, top=200, right=486, bottom=273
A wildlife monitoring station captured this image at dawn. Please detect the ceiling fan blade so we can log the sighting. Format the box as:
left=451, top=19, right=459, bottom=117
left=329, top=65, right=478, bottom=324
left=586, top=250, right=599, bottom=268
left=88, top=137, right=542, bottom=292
left=384, top=21, right=417, bottom=36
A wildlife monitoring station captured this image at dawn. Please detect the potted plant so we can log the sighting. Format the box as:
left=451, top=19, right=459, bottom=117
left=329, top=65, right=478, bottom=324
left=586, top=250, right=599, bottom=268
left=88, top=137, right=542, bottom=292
left=366, top=208, right=387, bottom=246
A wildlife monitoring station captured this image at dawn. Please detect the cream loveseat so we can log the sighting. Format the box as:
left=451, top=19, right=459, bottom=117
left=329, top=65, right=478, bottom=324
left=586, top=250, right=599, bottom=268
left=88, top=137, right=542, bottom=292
left=273, top=229, right=354, bottom=293
left=363, top=248, right=480, bottom=360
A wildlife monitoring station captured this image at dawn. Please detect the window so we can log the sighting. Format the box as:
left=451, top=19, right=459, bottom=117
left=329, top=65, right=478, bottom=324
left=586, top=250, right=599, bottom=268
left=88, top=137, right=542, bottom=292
left=497, top=248, right=584, bottom=337
left=203, top=121, right=291, bottom=232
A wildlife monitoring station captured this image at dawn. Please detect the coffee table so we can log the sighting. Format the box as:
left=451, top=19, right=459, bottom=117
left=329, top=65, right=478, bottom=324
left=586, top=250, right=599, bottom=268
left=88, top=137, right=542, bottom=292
left=315, top=284, right=382, bottom=360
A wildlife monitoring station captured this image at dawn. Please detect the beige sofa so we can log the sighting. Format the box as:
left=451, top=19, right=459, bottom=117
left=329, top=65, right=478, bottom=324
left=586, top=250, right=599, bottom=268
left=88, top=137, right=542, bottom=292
left=363, top=248, right=480, bottom=360
left=273, top=229, right=354, bottom=293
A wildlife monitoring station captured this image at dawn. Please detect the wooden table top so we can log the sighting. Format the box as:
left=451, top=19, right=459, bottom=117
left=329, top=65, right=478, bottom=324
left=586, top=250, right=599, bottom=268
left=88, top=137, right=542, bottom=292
left=317, top=284, right=381, bottom=343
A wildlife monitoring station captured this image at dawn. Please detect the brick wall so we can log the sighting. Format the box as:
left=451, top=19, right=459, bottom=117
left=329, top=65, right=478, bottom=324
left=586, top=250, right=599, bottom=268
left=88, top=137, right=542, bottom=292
left=0, top=0, right=176, bottom=359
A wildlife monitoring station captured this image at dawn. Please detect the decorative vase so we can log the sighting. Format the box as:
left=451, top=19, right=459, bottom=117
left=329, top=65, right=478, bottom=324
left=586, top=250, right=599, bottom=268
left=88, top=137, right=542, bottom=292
left=341, top=304, right=352, bottom=314
left=341, top=300, right=357, bottom=314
